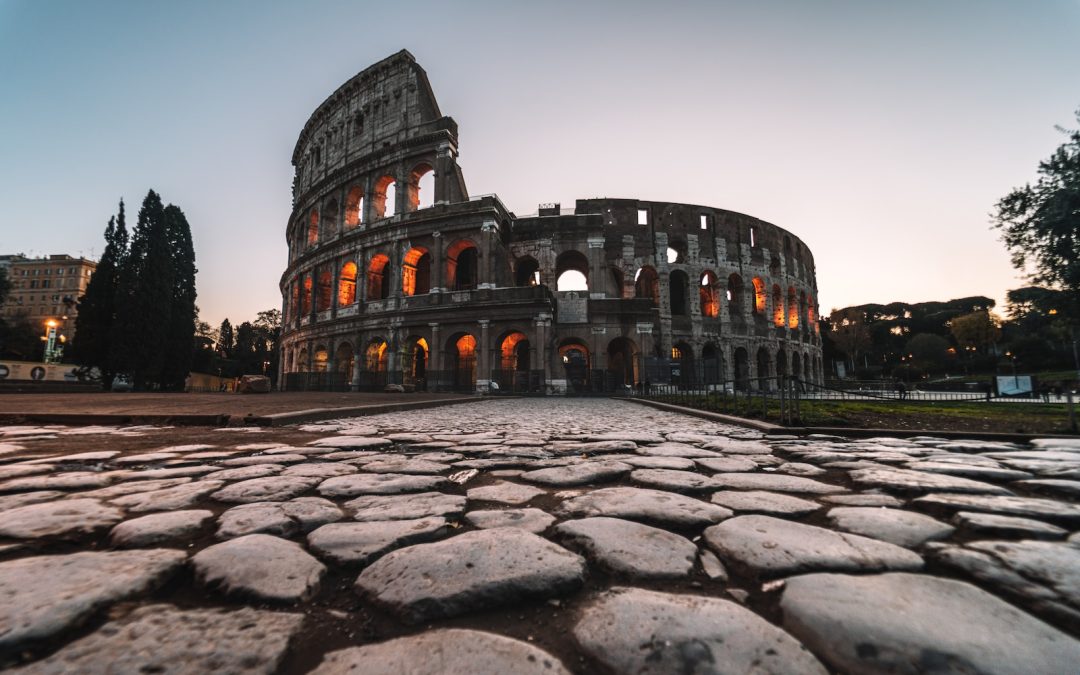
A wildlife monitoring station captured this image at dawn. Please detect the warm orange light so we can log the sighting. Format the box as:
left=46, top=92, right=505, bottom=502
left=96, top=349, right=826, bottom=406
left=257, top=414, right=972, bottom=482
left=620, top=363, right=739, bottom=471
left=45, top=319, right=57, bottom=328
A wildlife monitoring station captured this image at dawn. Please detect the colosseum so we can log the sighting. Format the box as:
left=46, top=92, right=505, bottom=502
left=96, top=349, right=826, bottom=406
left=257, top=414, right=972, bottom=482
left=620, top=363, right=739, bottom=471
left=279, top=50, right=823, bottom=394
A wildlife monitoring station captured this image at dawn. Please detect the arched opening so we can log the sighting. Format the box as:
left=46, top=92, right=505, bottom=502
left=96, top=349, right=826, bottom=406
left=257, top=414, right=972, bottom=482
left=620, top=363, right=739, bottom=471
left=297, top=347, right=308, bottom=372
left=608, top=267, right=625, bottom=297
left=804, top=352, right=812, bottom=381
left=634, top=266, right=659, bottom=304
left=671, top=342, right=694, bottom=388
left=403, top=336, right=428, bottom=390
left=776, top=349, right=787, bottom=377
left=734, top=347, right=749, bottom=390
left=555, top=250, right=590, bottom=292
left=344, top=186, right=364, bottom=229
left=699, top=270, right=720, bottom=318
left=448, top=333, right=477, bottom=391
left=322, top=199, right=339, bottom=240
left=558, top=339, right=590, bottom=393
left=408, top=163, right=435, bottom=211
left=301, top=274, right=313, bottom=315
left=307, top=210, right=319, bottom=247
left=772, top=284, right=784, bottom=326
left=290, top=282, right=300, bottom=320
left=727, top=273, right=744, bottom=318
left=752, top=277, right=766, bottom=315
left=313, top=345, right=329, bottom=373
left=514, top=257, right=540, bottom=287
left=446, top=239, right=479, bottom=291
left=606, top=336, right=638, bottom=387
left=499, top=331, right=530, bottom=371
left=335, top=342, right=354, bottom=375
left=338, top=261, right=358, bottom=306
left=365, top=339, right=388, bottom=373
left=367, top=254, right=391, bottom=300
left=702, top=343, right=722, bottom=385
left=791, top=351, right=801, bottom=383
left=666, top=240, right=687, bottom=265
left=669, top=270, right=689, bottom=316
left=756, top=347, right=771, bottom=383
left=787, top=286, right=799, bottom=328
left=373, top=175, right=397, bottom=220
left=402, top=247, right=431, bottom=296
left=316, top=268, right=333, bottom=312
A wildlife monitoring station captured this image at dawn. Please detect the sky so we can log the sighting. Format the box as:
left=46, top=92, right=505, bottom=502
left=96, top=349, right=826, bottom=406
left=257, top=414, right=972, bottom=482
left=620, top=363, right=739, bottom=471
left=2, top=0, right=1078, bottom=328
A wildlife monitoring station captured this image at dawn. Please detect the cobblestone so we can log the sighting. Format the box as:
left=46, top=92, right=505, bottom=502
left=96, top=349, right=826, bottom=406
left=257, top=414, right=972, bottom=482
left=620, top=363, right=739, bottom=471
left=2, top=398, right=1079, bottom=671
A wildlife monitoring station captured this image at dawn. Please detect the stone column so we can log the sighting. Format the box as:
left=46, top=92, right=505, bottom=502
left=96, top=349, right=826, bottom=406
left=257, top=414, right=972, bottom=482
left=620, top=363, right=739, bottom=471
left=394, top=170, right=407, bottom=217
left=390, top=240, right=403, bottom=299
left=428, top=323, right=442, bottom=388
left=587, top=236, right=605, bottom=298
left=431, top=231, right=445, bottom=293
left=330, top=258, right=340, bottom=318
left=476, top=319, right=491, bottom=392
left=535, top=314, right=551, bottom=392
left=480, top=220, right=497, bottom=289
left=351, top=341, right=362, bottom=391
left=434, top=143, right=453, bottom=204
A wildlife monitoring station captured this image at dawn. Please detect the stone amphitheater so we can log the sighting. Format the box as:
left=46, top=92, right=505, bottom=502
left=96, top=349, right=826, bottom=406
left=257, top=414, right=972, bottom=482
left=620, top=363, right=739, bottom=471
left=280, top=50, right=823, bottom=394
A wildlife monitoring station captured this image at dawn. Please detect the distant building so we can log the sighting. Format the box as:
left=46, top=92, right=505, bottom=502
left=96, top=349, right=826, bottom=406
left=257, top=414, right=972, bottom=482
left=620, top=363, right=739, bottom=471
left=1, top=254, right=97, bottom=346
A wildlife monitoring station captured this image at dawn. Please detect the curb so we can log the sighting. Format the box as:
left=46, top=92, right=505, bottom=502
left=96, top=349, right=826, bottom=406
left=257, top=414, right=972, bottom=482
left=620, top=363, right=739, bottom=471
left=625, top=398, right=783, bottom=432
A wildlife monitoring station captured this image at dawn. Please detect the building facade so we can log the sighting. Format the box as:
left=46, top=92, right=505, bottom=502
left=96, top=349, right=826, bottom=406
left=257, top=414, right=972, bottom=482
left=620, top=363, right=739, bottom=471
left=1, top=254, right=96, bottom=348
left=280, top=51, right=823, bottom=394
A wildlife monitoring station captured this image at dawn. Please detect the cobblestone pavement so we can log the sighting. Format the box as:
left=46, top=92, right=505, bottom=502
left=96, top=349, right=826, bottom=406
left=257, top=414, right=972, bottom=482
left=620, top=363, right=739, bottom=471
left=2, top=398, right=1079, bottom=673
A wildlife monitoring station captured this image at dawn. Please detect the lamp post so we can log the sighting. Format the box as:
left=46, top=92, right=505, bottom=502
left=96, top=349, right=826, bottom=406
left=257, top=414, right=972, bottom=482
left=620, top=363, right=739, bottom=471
left=42, top=319, right=62, bottom=364
left=1005, top=351, right=1018, bottom=391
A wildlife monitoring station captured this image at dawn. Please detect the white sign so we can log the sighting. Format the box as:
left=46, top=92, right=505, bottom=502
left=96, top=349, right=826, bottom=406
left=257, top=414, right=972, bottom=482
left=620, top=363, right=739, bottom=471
left=996, top=375, right=1033, bottom=396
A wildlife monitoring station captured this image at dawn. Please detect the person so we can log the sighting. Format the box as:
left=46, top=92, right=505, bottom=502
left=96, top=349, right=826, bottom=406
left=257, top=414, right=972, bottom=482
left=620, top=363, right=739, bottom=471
left=895, top=379, right=908, bottom=400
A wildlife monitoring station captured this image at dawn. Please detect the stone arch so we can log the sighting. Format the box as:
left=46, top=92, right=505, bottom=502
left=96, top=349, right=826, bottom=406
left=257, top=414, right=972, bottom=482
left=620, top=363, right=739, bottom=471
left=373, top=174, right=397, bottom=220
left=307, top=209, right=319, bottom=247
left=555, top=250, right=590, bottom=292
left=669, top=270, right=689, bottom=316
left=367, top=253, right=391, bottom=300
left=402, top=247, right=431, bottom=296
left=558, top=338, right=590, bottom=393
left=515, top=256, right=540, bottom=287
left=727, top=273, right=744, bottom=318
left=672, top=341, right=694, bottom=387
left=702, top=342, right=722, bottom=384
left=606, top=336, right=639, bottom=387
left=635, top=266, right=659, bottom=305
left=699, top=270, right=720, bottom=318
left=403, top=335, right=429, bottom=389
left=667, top=238, right=687, bottom=264
left=799, top=290, right=808, bottom=326
left=407, top=162, right=435, bottom=212
left=734, top=346, right=750, bottom=390
left=313, top=344, right=329, bottom=372
left=446, top=239, right=479, bottom=291
left=364, top=338, right=388, bottom=373
left=787, top=286, right=799, bottom=328
left=338, top=261, right=358, bottom=306
left=498, top=330, right=531, bottom=371
left=752, top=277, right=766, bottom=314
left=776, top=348, right=787, bottom=377
left=335, top=342, right=354, bottom=375
left=446, top=332, right=477, bottom=391
left=756, top=346, right=771, bottom=382
left=300, top=273, right=313, bottom=315
left=344, top=185, right=364, bottom=229
left=322, top=197, right=339, bottom=240
left=297, top=346, right=309, bottom=372
left=772, top=284, right=784, bottom=326
left=791, top=351, right=802, bottom=382
left=807, top=294, right=816, bottom=325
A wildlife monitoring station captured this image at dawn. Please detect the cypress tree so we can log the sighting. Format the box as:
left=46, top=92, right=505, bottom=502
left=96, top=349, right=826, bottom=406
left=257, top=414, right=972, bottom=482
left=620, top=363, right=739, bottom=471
left=160, top=204, right=197, bottom=390
left=219, top=318, right=234, bottom=358
left=74, top=200, right=128, bottom=388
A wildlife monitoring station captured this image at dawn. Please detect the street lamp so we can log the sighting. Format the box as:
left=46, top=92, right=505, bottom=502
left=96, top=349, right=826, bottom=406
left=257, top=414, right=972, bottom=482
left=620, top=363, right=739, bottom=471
left=42, top=319, right=62, bottom=364
left=1005, top=351, right=1018, bottom=390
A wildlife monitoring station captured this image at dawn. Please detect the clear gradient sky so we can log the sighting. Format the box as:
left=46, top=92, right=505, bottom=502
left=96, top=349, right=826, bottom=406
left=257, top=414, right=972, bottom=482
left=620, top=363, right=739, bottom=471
left=2, top=1, right=1078, bottom=328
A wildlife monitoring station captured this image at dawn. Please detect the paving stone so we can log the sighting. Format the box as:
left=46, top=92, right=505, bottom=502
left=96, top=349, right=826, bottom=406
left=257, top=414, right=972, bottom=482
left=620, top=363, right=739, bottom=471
left=25, top=450, right=119, bottom=464
left=0, top=491, right=63, bottom=512
left=930, top=539, right=1080, bottom=625
left=192, top=534, right=325, bottom=603
left=776, top=462, right=827, bottom=477
left=321, top=450, right=381, bottom=461
left=849, top=466, right=1013, bottom=495
left=780, top=572, right=1080, bottom=674
left=412, top=452, right=464, bottom=463
left=699, top=549, right=728, bottom=580
left=636, top=442, right=722, bottom=458
left=346, top=492, right=466, bottom=521
left=555, top=517, right=696, bottom=579
left=710, top=490, right=821, bottom=516
left=585, top=431, right=665, bottom=443
left=902, top=461, right=1033, bottom=482
left=825, top=507, right=954, bottom=548
left=309, top=629, right=570, bottom=675
left=110, top=510, right=213, bottom=547
left=73, top=477, right=193, bottom=500
left=710, top=473, right=845, bottom=494
left=360, top=459, right=450, bottom=474
left=466, top=481, right=546, bottom=505
left=695, top=456, right=759, bottom=473
left=821, top=492, right=904, bottom=507
left=17, top=603, right=304, bottom=675
left=117, top=466, right=219, bottom=480
left=704, top=515, right=923, bottom=578
left=109, top=480, right=225, bottom=512
left=519, top=460, right=632, bottom=487
left=574, top=587, right=826, bottom=674
left=219, top=453, right=307, bottom=466
left=0, top=473, right=113, bottom=493
left=203, top=464, right=284, bottom=481
left=1014, top=478, right=1080, bottom=499
left=384, top=433, right=434, bottom=443
left=556, top=487, right=732, bottom=528
left=700, top=439, right=773, bottom=454
left=318, top=473, right=449, bottom=497
left=0, top=498, right=123, bottom=539
left=356, top=528, right=586, bottom=623
left=112, top=452, right=180, bottom=465
left=308, top=436, right=392, bottom=449
left=281, top=462, right=357, bottom=478
left=0, top=465, right=53, bottom=480
left=465, top=508, right=555, bottom=533
left=621, top=456, right=696, bottom=470
left=913, top=493, right=1080, bottom=525
left=629, top=468, right=717, bottom=493
left=307, top=518, right=448, bottom=565
left=210, top=476, right=317, bottom=503
left=216, top=498, right=344, bottom=539
left=0, top=549, right=186, bottom=655
left=952, top=511, right=1068, bottom=539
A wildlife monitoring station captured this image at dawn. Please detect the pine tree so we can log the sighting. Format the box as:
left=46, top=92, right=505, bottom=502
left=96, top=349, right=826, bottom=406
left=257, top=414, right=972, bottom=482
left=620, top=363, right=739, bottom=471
left=159, top=204, right=197, bottom=390
left=218, top=318, right=234, bottom=358
left=74, top=200, right=128, bottom=388
left=114, top=190, right=173, bottom=389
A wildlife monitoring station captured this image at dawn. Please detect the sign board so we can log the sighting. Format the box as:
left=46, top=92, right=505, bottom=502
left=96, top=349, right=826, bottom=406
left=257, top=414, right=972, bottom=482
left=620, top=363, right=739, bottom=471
left=0, top=361, right=78, bottom=382
left=558, top=292, right=588, bottom=324
left=996, top=375, right=1033, bottom=396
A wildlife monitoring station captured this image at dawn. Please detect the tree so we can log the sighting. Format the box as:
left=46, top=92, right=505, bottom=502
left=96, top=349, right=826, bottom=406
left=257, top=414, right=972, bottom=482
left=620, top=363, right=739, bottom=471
left=993, top=109, right=1080, bottom=323
left=73, top=200, right=128, bottom=387
left=218, top=318, right=234, bottom=358
left=906, top=333, right=951, bottom=372
left=828, top=308, right=871, bottom=374
left=159, top=204, right=197, bottom=390
left=949, top=311, right=1001, bottom=352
